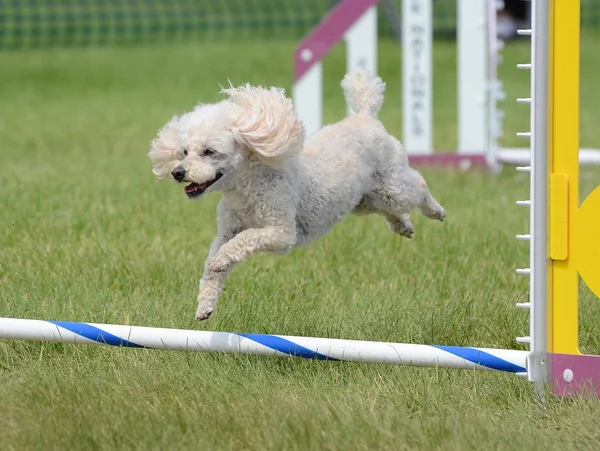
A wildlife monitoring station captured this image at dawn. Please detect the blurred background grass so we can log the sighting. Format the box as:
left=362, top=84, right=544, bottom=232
left=1, top=0, right=600, bottom=50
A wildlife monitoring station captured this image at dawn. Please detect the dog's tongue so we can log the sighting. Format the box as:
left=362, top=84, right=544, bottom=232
left=185, top=182, right=206, bottom=194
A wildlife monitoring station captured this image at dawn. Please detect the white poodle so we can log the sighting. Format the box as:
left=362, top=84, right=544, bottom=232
left=148, top=69, right=446, bottom=320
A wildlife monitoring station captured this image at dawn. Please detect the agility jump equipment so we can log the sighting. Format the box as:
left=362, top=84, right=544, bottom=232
left=0, top=319, right=527, bottom=373
left=1, top=0, right=599, bottom=398
left=292, top=0, right=600, bottom=170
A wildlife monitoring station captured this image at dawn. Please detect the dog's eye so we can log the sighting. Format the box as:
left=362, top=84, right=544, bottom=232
left=204, top=149, right=215, bottom=156
left=182, top=149, right=188, bottom=156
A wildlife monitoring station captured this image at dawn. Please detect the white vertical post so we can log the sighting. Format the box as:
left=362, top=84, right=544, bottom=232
left=402, top=0, right=433, bottom=154
left=528, top=0, right=548, bottom=393
left=457, top=0, right=488, bottom=154
left=293, top=62, right=323, bottom=138
left=344, top=6, right=378, bottom=117
left=485, top=0, right=505, bottom=171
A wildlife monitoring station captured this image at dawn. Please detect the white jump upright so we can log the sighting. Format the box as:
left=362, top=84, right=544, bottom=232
left=293, top=0, right=491, bottom=169
left=344, top=5, right=378, bottom=118
left=485, top=0, right=506, bottom=172
left=293, top=57, right=322, bottom=139
left=293, top=0, right=600, bottom=169
left=293, top=0, right=379, bottom=138
left=457, top=0, right=488, bottom=155
left=401, top=0, right=432, bottom=154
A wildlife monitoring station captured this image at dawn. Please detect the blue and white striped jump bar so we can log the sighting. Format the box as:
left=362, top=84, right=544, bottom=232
left=0, top=318, right=528, bottom=374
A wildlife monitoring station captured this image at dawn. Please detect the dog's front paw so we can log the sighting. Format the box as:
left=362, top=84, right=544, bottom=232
left=434, top=208, right=446, bottom=222
left=195, top=300, right=215, bottom=321
left=421, top=206, right=446, bottom=222
left=387, top=216, right=414, bottom=238
left=396, top=221, right=414, bottom=238
left=208, top=253, right=233, bottom=273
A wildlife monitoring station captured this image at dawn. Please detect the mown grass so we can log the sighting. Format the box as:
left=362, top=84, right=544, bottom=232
left=1, top=36, right=600, bottom=450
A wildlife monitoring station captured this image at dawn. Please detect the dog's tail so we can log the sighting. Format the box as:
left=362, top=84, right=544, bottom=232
left=341, top=68, right=386, bottom=116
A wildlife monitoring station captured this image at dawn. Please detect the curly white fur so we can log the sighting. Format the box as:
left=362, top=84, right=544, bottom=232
left=148, top=116, right=180, bottom=178
left=222, top=83, right=306, bottom=165
left=148, top=68, right=446, bottom=320
left=341, top=69, right=386, bottom=115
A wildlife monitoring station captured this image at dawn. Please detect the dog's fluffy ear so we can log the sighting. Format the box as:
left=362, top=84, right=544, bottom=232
left=222, top=83, right=305, bottom=165
left=148, top=116, right=180, bottom=179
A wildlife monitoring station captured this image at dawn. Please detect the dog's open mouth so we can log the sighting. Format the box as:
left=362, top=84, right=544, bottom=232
left=184, top=172, right=223, bottom=199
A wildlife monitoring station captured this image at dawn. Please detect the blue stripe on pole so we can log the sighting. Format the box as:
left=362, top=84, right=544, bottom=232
left=238, top=333, right=338, bottom=361
left=433, top=345, right=526, bottom=373
left=48, top=321, right=146, bottom=348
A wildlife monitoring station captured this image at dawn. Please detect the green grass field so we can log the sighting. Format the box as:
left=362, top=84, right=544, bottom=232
left=2, top=36, right=600, bottom=450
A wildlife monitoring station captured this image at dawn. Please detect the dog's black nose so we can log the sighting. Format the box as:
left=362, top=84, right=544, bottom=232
left=171, top=167, right=186, bottom=181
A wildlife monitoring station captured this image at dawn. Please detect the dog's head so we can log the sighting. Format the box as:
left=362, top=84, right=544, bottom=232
left=148, top=82, right=305, bottom=199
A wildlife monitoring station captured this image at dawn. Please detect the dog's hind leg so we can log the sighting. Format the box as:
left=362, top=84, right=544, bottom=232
left=364, top=168, right=445, bottom=238
left=384, top=168, right=446, bottom=222
left=384, top=212, right=415, bottom=238
left=352, top=197, right=415, bottom=238
left=417, top=189, right=446, bottom=222
left=406, top=170, right=446, bottom=222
